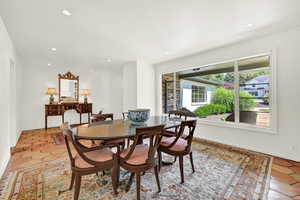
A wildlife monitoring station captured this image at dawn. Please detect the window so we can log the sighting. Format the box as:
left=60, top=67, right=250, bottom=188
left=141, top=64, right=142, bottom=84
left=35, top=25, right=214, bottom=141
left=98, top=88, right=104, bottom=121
left=192, top=85, right=206, bottom=103
left=161, top=53, right=275, bottom=131
left=238, top=56, right=271, bottom=127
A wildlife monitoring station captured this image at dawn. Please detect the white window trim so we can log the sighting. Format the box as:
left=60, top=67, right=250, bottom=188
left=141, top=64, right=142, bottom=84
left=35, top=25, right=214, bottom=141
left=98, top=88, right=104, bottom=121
left=191, top=102, right=207, bottom=106
left=191, top=85, right=207, bottom=104
left=159, top=50, right=278, bottom=135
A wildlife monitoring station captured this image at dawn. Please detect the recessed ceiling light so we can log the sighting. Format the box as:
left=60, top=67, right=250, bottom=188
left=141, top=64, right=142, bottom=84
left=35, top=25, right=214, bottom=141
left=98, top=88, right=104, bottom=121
left=47, top=63, right=51, bottom=66
left=247, top=23, right=253, bottom=27
left=107, top=58, right=112, bottom=62
left=62, top=9, right=72, bottom=16
left=51, top=47, right=57, bottom=51
left=164, top=51, right=170, bottom=55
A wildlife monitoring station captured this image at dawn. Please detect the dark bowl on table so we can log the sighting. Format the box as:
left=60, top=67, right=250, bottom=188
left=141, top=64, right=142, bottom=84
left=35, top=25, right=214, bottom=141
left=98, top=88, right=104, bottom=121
left=128, top=109, right=150, bottom=123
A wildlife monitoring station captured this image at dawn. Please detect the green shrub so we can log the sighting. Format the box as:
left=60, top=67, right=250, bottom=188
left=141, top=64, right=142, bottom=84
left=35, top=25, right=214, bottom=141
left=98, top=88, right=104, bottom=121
left=239, top=91, right=257, bottom=111
left=194, top=104, right=227, bottom=118
left=263, top=94, right=270, bottom=105
left=211, top=87, right=234, bottom=112
left=212, top=87, right=256, bottom=112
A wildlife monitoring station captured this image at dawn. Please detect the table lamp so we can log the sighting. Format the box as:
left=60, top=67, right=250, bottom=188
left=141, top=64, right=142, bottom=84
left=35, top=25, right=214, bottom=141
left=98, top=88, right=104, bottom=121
left=46, top=88, right=57, bottom=104
left=82, top=89, right=90, bottom=103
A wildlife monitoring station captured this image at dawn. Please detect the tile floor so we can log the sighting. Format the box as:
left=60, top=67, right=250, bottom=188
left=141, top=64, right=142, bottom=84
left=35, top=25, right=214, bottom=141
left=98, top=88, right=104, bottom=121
left=3, top=127, right=300, bottom=199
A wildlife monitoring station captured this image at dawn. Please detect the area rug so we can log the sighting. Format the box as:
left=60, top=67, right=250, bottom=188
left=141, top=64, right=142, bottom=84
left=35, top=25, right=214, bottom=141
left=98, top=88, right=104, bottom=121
left=51, top=132, right=66, bottom=145
left=0, top=141, right=272, bottom=200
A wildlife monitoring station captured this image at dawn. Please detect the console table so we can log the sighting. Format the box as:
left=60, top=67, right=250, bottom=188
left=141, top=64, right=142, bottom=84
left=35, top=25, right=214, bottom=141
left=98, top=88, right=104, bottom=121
left=45, top=103, right=92, bottom=129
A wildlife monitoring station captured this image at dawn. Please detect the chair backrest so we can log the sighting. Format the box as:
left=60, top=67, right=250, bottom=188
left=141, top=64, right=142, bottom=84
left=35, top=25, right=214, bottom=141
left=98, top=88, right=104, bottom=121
left=101, top=113, right=113, bottom=120
left=168, top=108, right=197, bottom=121
left=172, top=120, right=197, bottom=152
left=168, top=110, right=184, bottom=119
left=123, top=125, right=165, bottom=165
left=122, top=112, right=128, bottom=120
left=60, top=122, right=76, bottom=167
left=92, top=113, right=114, bottom=123
left=60, top=122, right=107, bottom=167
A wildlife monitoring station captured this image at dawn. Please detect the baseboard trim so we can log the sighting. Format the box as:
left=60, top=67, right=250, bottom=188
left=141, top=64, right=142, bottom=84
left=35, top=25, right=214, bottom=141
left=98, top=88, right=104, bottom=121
left=193, top=136, right=299, bottom=163
left=0, top=151, right=10, bottom=179
left=21, top=123, right=88, bottom=132
left=10, top=146, right=16, bottom=155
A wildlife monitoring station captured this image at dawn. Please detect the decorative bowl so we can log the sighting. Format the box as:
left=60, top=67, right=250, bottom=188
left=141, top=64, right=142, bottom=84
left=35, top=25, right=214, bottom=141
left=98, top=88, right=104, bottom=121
left=128, top=109, right=150, bottom=123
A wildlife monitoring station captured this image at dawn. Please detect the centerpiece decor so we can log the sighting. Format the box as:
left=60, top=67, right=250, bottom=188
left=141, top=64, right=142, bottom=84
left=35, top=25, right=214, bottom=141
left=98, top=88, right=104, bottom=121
left=128, top=109, right=150, bottom=123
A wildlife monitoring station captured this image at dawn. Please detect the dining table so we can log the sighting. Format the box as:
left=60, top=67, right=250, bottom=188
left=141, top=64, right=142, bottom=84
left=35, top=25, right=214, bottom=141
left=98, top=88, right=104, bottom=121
left=74, top=115, right=183, bottom=191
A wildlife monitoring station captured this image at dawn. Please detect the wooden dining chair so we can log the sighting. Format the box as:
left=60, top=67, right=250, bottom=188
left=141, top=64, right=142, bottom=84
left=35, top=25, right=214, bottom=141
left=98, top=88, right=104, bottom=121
left=163, top=110, right=186, bottom=137
left=164, top=108, right=197, bottom=137
left=60, top=123, right=120, bottom=200
left=168, top=110, right=187, bottom=120
left=119, top=125, right=164, bottom=200
left=158, top=120, right=197, bottom=184
left=122, top=111, right=134, bottom=148
left=122, top=112, right=128, bottom=120
left=90, top=113, right=126, bottom=150
left=91, top=112, right=113, bottom=123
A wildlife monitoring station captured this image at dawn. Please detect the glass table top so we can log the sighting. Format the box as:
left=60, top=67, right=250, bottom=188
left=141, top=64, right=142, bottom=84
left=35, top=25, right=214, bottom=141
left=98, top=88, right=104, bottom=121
left=75, top=116, right=183, bottom=140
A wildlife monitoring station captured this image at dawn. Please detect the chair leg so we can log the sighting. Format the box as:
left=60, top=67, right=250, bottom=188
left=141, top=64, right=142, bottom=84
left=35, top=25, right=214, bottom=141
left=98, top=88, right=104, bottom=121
left=157, top=150, right=162, bottom=171
left=74, top=175, right=82, bottom=200
left=121, top=142, right=125, bottom=151
left=112, top=166, right=119, bottom=194
left=154, top=166, right=161, bottom=193
left=69, top=172, right=75, bottom=190
left=136, top=172, right=141, bottom=200
left=189, top=152, right=195, bottom=173
left=179, top=156, right=184, bottom=184
left=127, top=138, right=130, bottom=148
left=173, top=156, right=177, bottom=163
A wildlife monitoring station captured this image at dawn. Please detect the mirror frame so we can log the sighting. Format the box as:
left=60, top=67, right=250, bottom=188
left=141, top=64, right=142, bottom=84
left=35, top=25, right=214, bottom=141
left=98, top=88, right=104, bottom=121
left=58, top=72, right=79, bottom=102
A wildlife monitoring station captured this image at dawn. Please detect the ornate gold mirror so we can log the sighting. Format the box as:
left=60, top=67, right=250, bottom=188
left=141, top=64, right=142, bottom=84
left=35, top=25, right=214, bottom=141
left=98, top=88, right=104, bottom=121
left=58, top=72, right=79, bottom=102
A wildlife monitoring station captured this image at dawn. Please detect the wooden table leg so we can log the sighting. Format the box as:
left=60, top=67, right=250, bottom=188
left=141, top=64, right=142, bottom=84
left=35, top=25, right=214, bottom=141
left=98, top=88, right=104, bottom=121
left=62, top=114, right=64, bottom=123
left=45, top=115, right=48, bottom=129
left=80, top=113, right=82, bottom=124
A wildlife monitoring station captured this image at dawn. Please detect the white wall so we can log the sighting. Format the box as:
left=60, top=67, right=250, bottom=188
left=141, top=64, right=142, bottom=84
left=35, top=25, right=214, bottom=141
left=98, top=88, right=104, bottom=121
left=136, top=60, right=156, bottom=115
left=155, top=27, right=300, bottom=162
left=0, top=17, right=22, bottom=176
left=122, top=60, right=156, bottom=116
left=21, top=63, right=123, bottom=130
left=122, top=62, right=137, bottom=112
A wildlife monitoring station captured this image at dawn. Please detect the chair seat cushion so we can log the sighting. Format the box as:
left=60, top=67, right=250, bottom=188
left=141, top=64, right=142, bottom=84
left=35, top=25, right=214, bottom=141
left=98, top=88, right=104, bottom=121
left=160, top=137, right=188, bottom=152
left=120, top=144, right=149, bottom=165
left=75, top=148, right=113, bottom=168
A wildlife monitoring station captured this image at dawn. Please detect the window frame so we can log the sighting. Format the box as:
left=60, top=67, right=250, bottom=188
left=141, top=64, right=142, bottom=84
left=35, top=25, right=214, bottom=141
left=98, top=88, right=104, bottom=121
left=191, top=85, right=207, bottom=104
left=159, top=51, right=277, bottom=134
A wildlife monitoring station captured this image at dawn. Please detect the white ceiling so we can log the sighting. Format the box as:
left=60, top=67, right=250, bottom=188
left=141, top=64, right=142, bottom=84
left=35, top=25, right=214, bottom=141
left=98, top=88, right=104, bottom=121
left=1, top=0, right=300, bottom=68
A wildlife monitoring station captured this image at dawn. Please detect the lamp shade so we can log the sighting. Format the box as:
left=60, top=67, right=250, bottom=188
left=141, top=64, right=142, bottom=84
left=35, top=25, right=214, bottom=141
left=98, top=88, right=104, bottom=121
left=46, top=88, right=57, bottom=95
left=82, top=89, right=90, bottom=96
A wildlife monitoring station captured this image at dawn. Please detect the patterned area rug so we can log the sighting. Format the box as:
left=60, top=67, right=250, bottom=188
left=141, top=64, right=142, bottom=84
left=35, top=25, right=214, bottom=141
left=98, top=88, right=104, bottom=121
left=0, top=141, right=272, bottom=200
left=51, top=132, right=67, bottom=145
